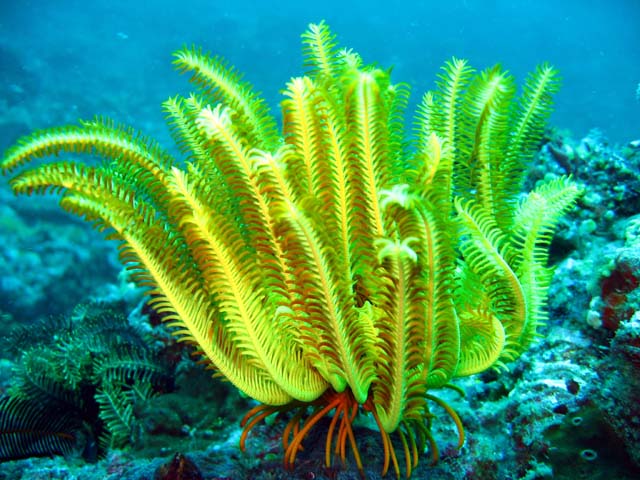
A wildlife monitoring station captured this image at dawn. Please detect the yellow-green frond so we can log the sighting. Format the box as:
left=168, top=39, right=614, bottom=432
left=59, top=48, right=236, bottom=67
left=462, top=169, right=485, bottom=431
left=386, top=81, right=411, bottom=181
left=434, top=58, right=475, bottom=149
left=163, top=94, right=213, bottom=159
left=302, top=20, right=339, bottom=79
left=275, top=201, right=377, bottom=403
left=413, top=92, right=436, bottom=155
left=457, top=65, right=515, bottom=214
left=513, top=176, right=583, bottom=264
left=429, top=58, right=475, bottom=199
left=503, top=63, right=560, bottom=199
left=455, top=198, right=527, bottom=347
left=167, top=167, right=327, bottom=402
left=507, top=63, right=560, bottom=160
left=509, top=176, right=582, bottom=351
left=173, top=46, right=279, bottom=149
left=345, top=67, right=393, bottom=241
left=414, top=205, right=459, bottom=389
left=456, top=305, right=506, bottom=377
left=281, top=76, right=326, bottom=199
left=371, top=246, right=426, bottom=432
left=1, top=118, right=176, bottom=218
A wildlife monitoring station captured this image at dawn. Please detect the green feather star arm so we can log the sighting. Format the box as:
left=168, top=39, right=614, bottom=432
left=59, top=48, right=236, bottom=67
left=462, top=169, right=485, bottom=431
left=2, top=20, right=583, bottom=478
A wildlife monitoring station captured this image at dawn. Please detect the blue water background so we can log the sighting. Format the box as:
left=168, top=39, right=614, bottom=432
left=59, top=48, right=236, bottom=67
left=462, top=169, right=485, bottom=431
left=1, top=0, right=639, bottom=153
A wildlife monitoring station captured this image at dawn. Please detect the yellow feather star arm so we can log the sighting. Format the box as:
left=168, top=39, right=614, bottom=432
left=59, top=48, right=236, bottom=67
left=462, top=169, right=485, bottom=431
left=117, top=222, right=293, bottom=406
left=2, top=120, right=174, bottom=214
left=413, top=93, right=437, bottom=174
left=459, top=65, right=515, bottom=216
left=168, top=167, right=327, bottom=402
left=173, top=46, right=279, bottom=150
left=428, top=58, right=475, bottom=202
left=455, top=198, right=527, bottom=353
left=281, top=76, right=324, bottom=199
left=371, top=234, right=427, bottom=432
left=509, top=177, right=582, bottom=352
left=347, top=69, right=391, bottom=240
left=316, top=99, right=355, bottom=278
left=456, top=304, right=506, bottom=376
left=301, top=20, right=339, bottom=79
left=500, top=63, right=561, bottom=210
left=415, top=206, right=460, bottom=388
left=164, top=95, right=216, bottom=161
left=275, top=200, right=377, bottom=403
left=506, top=63, right=560, bottom=167
left=194, top=105, right=294, bottom=304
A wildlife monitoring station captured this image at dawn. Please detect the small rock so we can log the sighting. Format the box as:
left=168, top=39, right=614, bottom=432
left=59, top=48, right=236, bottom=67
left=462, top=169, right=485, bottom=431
left=154, top=453, right=204, bottom=480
